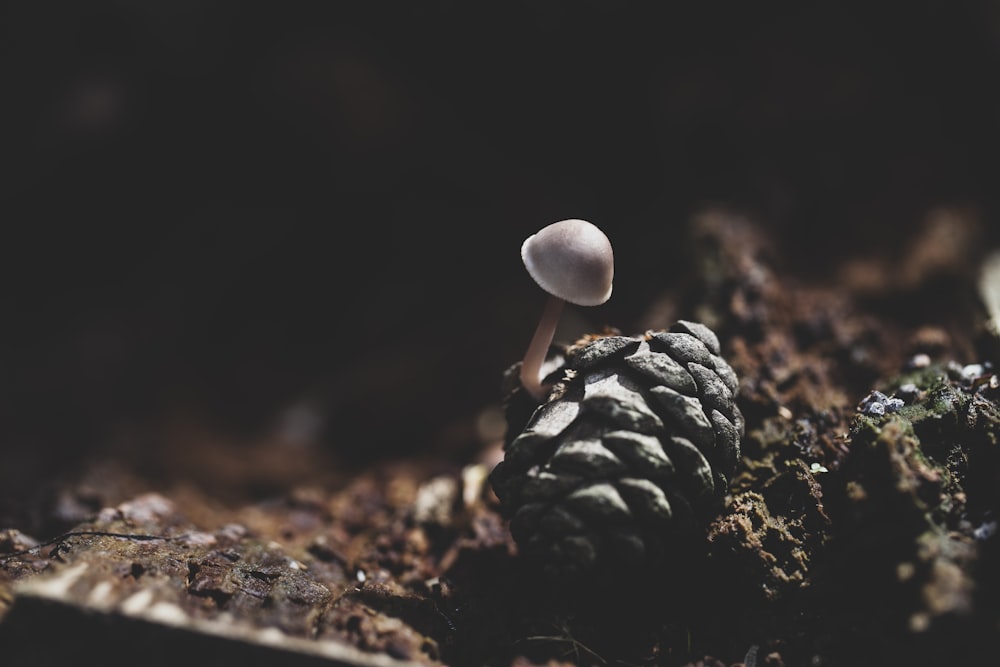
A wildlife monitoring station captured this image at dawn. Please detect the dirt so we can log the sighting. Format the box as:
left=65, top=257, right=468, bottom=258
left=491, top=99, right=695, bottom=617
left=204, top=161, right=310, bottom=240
left=3, top=5, right=1000, bottom=666
left=2, top=208, right=999, bottom=667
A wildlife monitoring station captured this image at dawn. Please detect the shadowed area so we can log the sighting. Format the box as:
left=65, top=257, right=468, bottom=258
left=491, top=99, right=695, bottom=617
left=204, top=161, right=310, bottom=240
left=2, top=1, right=999, bottom=524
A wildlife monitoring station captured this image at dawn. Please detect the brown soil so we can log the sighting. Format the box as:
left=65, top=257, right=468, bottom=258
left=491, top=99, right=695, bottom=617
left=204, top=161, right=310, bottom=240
left=3, top=4, right=1000, bottom=667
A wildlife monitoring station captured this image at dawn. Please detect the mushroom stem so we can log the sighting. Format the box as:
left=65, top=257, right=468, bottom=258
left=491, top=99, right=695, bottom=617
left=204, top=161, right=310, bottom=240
left=520, top=294, right=565, bottom=401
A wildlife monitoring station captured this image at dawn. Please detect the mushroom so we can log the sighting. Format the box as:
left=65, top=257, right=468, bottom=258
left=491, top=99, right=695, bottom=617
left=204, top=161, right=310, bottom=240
left=519, top=218, right=614, bottom=401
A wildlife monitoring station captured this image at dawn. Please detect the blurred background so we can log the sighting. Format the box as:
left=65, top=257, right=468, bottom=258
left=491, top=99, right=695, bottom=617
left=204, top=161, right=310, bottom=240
left=2, top=2, right=1000, bottom=520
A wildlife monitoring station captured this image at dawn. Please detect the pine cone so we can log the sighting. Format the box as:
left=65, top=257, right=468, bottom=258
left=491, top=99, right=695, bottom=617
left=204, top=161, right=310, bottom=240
left=489, top=320, right=744, bottom=583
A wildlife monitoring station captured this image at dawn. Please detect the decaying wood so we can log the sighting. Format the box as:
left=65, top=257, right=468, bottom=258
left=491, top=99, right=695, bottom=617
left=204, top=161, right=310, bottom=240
left=0, top=461, right=515, bottom=667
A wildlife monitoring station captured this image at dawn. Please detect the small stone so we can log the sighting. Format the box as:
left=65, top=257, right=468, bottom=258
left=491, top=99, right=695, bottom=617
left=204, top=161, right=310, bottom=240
left=885, top=397, right=905, bottom=413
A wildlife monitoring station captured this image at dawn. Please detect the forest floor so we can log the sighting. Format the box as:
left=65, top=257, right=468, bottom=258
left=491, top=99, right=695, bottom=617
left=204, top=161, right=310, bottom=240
left=2, top=209, right=999, bottom=667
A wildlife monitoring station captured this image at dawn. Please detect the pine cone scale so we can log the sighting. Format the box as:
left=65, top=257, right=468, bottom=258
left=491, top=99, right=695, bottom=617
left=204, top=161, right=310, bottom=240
left=490, top=320, right=744, bottom=583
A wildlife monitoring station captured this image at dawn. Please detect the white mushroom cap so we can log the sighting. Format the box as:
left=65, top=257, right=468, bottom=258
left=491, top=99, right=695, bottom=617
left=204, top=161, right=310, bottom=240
left=520, top=219, right=614, bottom=306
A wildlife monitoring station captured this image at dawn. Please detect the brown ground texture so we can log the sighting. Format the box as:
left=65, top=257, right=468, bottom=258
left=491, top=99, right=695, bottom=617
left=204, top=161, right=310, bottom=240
left=3, top=209, right=1000, bottom=667
left=3, top=4, right=1000, bottom=667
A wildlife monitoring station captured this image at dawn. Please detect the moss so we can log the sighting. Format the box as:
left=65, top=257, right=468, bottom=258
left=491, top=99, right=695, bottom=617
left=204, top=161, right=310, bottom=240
left=810, top=358, right=1000, bottom=664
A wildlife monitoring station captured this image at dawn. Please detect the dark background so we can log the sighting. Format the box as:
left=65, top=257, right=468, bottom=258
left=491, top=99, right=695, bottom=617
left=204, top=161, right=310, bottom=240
left=2, top=2, right=1000, bottom=510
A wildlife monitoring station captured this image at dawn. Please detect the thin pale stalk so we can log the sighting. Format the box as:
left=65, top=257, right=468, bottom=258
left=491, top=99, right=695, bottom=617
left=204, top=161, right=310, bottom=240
left=520, top=295, right=565, bottom=401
